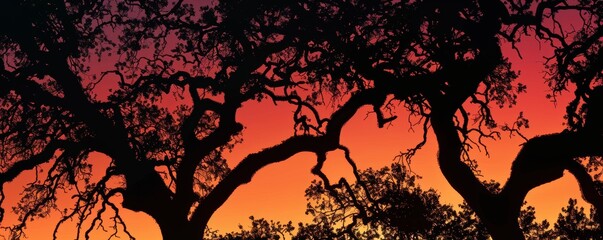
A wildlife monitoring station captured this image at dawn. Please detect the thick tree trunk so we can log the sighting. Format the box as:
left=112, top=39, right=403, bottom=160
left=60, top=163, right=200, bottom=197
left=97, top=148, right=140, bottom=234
left=432, top=110, right=603, bottom=239
left=431, top=115, right=527, bottom=240
left=485, top=220, right=524, bottom=240
left=481, top=196, right=525, bottom=240
left=157, top=219, right=203, bottom=240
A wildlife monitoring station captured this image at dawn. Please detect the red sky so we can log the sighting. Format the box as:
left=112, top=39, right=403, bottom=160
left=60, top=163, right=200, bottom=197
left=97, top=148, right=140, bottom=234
left=0, top=6, right=593, bottom=240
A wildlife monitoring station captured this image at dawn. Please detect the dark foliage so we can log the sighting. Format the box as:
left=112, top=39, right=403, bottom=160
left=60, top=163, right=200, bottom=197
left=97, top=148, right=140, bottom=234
left=1, top=0, right=603, bottom=239
left=555, top=198, right=603, bottom=240
left=221, top=165, right=599, bottom=239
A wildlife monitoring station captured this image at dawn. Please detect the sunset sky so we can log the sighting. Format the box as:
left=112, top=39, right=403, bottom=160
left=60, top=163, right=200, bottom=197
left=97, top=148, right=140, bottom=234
left=208, top=24, right=587, bottom=236
left=0, top=3, right=594, bottom=240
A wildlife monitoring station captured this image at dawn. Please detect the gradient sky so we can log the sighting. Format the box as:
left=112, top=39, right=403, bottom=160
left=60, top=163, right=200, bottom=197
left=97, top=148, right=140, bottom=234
left=0, top=6, right=593, bottom=240
left=203, top=33, right=588, bottom=235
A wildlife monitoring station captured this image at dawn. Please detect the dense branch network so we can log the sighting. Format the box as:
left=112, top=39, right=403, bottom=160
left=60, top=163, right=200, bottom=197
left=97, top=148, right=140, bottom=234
left=0, top=0, right=603, bottom=240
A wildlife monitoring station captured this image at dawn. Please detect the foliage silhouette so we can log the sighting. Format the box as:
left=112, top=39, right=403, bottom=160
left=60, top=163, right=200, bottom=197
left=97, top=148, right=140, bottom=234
left=219, top=167, right=591, bottom=239
left=301, top=164, right=554, bottom=239
left=303, top=163, right=467, bottom=239
left=1, top=0, right=603, bottom=239
left=555, top=198, right=603, bottom=240
left=205, top=216, right=294, bottom=240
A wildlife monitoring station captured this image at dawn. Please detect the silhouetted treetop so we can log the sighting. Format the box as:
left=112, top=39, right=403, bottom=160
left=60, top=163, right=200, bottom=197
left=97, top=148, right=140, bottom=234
left=555, top=198, right=603, bottom=240
left=216, top=167, right=558, bottom=240
left=2, top=1, right=603, bottom=240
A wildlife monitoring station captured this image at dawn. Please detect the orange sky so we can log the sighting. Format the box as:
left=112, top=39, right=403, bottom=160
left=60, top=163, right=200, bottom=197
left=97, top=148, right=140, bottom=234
left=206, top=34, right=589, bottom=234
left=0, top=9, right=593, bottom=240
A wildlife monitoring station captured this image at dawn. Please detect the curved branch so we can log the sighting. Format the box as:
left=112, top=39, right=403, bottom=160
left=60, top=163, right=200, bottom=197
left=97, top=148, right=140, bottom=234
left=565, top=160, right=603, bottom=225
left=0, top=140, right=70, bottom=184
left=191, top=89, right=385, bottom=232
left=430, top=114, right=493, bottom=211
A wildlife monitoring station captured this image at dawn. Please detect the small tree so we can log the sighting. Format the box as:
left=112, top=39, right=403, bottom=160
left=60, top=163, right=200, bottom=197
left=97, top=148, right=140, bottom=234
left=304, top=163, right=466, bottom=239
left=519, top=205, right=554, bottom=240
left=554, top=198, right=603, bottom=240
left=206, top=216, right=294, bottom=240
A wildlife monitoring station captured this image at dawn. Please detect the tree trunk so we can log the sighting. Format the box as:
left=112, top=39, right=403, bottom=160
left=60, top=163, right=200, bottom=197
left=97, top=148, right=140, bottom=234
left=157, top=219, right=204, bottom=240
left=431, top=115, right=528, bottom=240
left=481, top=198, right=525, bottom=240
left=485, top=220, right=524, bottom=240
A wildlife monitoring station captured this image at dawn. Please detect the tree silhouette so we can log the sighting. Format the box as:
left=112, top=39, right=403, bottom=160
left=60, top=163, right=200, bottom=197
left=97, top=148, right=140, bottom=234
left=427, top=1, right=603, bottom=237
left=303, top=163, right=462, bottom=239
left=205, top=216, right=294, bottom=240
left=212, top=197, right=603, bottom=240
left=303, top=163, right=479, bottom=239
left=302, top=163, right=553, bottom=239
left=0, top=0, right=450, bottom=239
left=1, top=0, right=603, bottom=239
left=217, top=168, right=560, bottom=239
left=554, top=198, right=602, bottom=240
left=519, top=205, right=554, bottom=240
left=0, top=0, right=371, bottom=239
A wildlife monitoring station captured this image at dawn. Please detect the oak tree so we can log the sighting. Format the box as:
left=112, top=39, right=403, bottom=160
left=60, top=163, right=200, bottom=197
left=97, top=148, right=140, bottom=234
left=2, top=0, right=603, bottom=240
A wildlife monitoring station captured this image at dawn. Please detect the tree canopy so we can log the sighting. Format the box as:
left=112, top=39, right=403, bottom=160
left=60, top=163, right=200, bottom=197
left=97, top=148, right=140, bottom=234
left=212, top=165, right=599, bottom=239
left=1, top=0, right=603, bottom=239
